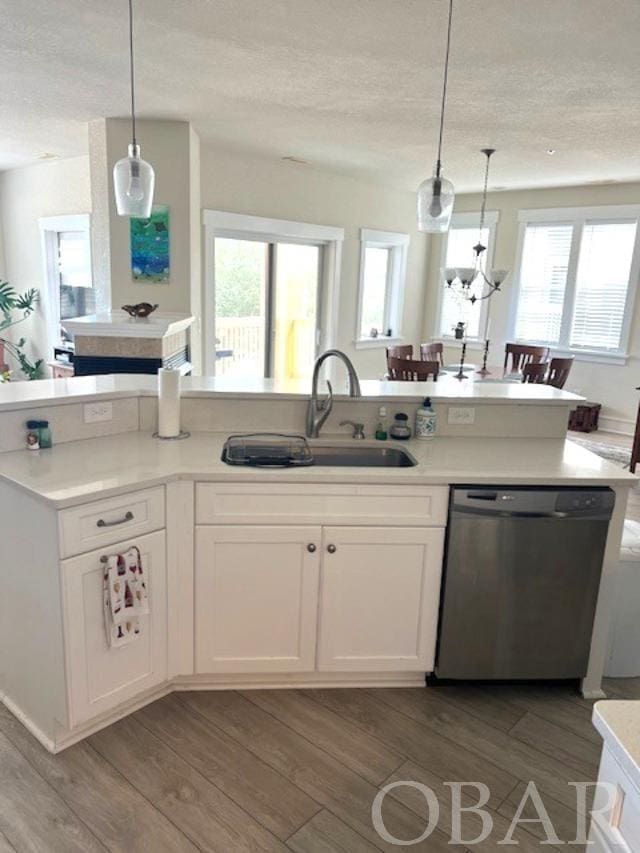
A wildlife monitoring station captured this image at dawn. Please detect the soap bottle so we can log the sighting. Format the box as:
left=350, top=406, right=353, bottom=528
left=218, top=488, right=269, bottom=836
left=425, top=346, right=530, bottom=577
left=375, top=406, right=388, bottom=441
left=415, top=397, right=436, bottom=440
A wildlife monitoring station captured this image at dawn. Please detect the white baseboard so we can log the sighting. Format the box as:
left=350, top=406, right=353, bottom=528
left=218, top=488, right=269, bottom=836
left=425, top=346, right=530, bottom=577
left=2, top=672, right=425, bottom=753
left=0, top=691, right=57, bottom=753
left=598, top=416, right=634, bottom=436
left=172, top=671, right=425, bottom=690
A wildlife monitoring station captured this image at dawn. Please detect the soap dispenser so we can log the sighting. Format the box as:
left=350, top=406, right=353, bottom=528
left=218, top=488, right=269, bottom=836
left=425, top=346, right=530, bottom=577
left=375, top=406, right=388, bottom=441
left=415, top=397, right=436, bottom=440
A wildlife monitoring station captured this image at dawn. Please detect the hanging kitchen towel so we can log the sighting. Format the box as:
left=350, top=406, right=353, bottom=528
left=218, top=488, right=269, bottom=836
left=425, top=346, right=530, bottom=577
left=102, top=547, right=148, bottom=649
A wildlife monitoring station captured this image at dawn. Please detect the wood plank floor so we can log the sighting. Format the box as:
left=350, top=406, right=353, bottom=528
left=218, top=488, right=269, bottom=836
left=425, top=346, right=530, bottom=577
left=1, top=678, right=639, bottom=852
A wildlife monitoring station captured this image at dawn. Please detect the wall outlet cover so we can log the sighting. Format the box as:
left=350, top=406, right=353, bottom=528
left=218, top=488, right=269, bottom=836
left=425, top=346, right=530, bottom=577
left=448, top=406, right=476, bottom=425
left=84, top=401, right=113, bottom=424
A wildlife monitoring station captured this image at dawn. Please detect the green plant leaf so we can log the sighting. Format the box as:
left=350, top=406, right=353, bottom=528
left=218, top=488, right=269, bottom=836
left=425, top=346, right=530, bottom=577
left=0, top=281, right=17, bottom=313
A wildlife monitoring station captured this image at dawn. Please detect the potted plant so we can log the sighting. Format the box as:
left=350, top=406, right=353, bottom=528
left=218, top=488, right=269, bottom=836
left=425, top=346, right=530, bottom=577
left=0, top=281, right=43, bottom=380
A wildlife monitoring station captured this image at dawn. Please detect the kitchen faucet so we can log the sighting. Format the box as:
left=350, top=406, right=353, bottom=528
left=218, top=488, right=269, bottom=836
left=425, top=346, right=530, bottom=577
left=306, top=349, right=361, bottom=438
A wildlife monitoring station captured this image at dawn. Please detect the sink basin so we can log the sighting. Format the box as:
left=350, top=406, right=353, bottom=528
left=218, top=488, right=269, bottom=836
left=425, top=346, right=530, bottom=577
left=311, top=445, right=416, bottom=467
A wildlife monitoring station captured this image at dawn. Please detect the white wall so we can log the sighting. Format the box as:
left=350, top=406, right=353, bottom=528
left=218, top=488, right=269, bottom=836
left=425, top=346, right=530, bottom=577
left=0, top=156, right=91, bottom=376
left=199, top=145, right=431, bottom=379
left=423, top=182, right=640, bottom=432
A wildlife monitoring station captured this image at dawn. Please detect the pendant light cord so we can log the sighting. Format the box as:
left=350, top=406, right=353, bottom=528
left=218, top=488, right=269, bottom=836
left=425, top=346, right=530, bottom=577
left=128, top=0, right=137, bottom=146
left=435, top=0, right=454, bottom=177
left=478, top=150, right=492, bottom=234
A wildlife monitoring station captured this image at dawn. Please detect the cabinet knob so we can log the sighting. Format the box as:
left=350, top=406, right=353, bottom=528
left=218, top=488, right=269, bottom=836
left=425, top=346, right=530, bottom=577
left=307, top=543, right=317, bottom=553
left=327, top=544, right=337, bottom=554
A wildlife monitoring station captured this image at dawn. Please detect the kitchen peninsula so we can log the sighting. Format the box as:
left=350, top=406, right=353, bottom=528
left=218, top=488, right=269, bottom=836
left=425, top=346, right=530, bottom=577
left=0, top=374, right=635, bottom=753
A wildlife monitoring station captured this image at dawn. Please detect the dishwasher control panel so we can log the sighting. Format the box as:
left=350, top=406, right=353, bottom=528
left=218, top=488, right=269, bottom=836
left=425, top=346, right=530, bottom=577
left=453, top=486, right=615, bottom=518
left=555, top=490, right=615, bottom=514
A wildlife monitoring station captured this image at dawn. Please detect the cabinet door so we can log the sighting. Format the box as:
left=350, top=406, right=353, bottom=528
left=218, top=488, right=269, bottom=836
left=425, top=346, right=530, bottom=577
left=195, top=526, right=321, bottom=673
left=318, top=526, right=444, bottom=672
left=62, top=530, right=167, bottom=727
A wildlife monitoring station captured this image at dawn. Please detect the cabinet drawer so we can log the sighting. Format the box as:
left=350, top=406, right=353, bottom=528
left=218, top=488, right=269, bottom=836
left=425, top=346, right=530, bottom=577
left=196, top=483, right=448, bottom=526
left=59, top=487, right=165, bottom=558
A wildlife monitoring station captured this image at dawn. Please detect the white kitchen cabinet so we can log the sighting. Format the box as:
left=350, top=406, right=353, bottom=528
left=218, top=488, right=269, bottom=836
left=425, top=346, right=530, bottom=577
left=589, top=743, right=640, bottom=852
left=195, top=525, right=321, bottom=673
left=317, top=526, right=445, bottom=672
left=61, top=529, right=167, bottom=726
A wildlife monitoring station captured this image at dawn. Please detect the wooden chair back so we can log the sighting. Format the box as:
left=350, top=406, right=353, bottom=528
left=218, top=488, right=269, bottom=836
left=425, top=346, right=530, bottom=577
left=387, top=356, right=439, bottom=381
left=420, top=342, right=445, bottom=369
left=521, top=362, right=548, bottom=384
left=504, top=343, right=550, bottom=373
left=547, top=356, right=574, bottom=389
left=386, top=345, right=413, bottom=361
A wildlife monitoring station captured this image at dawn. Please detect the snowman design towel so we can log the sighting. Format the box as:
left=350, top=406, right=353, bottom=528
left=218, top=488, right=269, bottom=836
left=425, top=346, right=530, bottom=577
left=103, top=546, right=149, bottom=648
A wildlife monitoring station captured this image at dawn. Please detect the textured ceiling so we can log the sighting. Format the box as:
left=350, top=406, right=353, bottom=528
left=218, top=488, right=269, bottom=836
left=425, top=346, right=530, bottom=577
left=1, top=0, right=639, bottom=190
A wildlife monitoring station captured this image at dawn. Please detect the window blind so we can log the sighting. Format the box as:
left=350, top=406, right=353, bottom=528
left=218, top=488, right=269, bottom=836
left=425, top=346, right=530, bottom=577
left=360, top=246, right=390, bottom=337
left=570, top=221, right=637, bottom=351
left=57, top=230, right=91, bottom=289
left=514, top=224, right=573, bottom=344
left=440, top=226, right=488, bottom=338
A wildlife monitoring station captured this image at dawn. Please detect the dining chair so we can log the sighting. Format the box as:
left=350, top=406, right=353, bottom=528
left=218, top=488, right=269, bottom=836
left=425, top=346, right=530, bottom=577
left=547, top=356, right=574, bottom=389
left=386, top=345, right=413, bottom=361
left=387, top=356, right=439, bottom=381
left=504, top=343, right=550, bottom=374
left=521, top=362, right=548, bottom=384
left=420, top=342, right=445, bottom=370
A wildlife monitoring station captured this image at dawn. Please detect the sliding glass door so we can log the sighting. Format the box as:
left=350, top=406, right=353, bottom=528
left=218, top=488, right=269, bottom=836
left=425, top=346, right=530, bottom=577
left=214, top=237, right=322, bottom=380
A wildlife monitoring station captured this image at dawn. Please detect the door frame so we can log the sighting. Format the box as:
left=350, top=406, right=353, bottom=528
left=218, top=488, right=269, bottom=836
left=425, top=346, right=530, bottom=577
left=202, top=210, right=344, bottom=377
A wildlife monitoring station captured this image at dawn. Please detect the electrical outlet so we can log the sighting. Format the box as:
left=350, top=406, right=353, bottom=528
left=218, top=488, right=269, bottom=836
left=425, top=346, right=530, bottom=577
left=448, top=406, right=476, bottom=425
left=84, top=401, right=113, bottom=424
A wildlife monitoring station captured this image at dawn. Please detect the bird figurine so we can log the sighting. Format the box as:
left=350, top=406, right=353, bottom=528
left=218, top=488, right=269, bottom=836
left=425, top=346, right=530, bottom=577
left=121, top=303, right=159, bottom=318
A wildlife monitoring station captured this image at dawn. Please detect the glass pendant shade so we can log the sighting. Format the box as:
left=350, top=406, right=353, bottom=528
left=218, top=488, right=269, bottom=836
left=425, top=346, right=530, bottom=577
left=113, top=143, right=155, bottom=218
left=417, top=170, right=455, bottom=233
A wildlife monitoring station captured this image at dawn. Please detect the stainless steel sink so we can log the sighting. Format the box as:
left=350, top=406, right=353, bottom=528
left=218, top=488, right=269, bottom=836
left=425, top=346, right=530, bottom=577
left=311, top=445, right=416, bottom=467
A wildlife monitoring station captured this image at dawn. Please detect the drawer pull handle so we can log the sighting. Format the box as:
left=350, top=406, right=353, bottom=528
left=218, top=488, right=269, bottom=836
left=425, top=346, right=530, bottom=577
left=307, top=543, right=317, bottom=553
left=97, top=511, right=134, bottom=528
left=327, top=544, right=337, bottom=554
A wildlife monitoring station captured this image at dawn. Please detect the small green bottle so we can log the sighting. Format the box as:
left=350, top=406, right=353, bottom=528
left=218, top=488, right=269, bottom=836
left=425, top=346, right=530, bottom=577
left=375, top=406, right=388, bottom=441
left=38, top=420, right=53, bottom=448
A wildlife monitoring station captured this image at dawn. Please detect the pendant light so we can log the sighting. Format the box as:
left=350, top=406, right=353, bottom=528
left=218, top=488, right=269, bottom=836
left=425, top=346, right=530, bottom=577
left=417, top=0, right=455, bottom=233
left=113, top=0, right=155, bottom=218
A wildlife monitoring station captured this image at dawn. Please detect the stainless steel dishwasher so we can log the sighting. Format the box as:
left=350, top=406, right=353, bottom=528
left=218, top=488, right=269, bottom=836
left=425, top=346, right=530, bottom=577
left=436, top=486, right=615, bottom=680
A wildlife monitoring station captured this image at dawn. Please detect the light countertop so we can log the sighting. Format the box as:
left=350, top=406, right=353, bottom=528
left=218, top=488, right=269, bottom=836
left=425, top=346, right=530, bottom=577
left=593, top=701, right=640, bottom=790
left=0, top=431, right=634, bottom=508
left=0, top=374, right=584, bottom=412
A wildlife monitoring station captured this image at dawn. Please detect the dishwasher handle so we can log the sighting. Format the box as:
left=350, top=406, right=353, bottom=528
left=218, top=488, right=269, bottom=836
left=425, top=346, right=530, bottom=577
left=453, top=506, right=571, bottom=519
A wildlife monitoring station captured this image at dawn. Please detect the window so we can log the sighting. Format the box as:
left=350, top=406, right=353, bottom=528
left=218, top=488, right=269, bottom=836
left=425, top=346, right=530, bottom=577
left=514, top=223, right=572, bottom=344
left=39, top=214, right=93, bottom=350
left=437, top=212, right=498, bottom=339
left=511, top=206, right=640, bottom=357
left=213, top=237, right=321, bottom=380
left=356, top=229, right=409, bottom=346
left=203, top=210, right=344, bottom=377
left=57, top=230, right=94, bottom=323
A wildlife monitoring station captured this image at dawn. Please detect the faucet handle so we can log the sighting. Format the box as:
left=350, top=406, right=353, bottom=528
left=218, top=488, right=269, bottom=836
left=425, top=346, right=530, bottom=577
left=319, top=379, right=333, bottom=411
left=340, top=419, right=366, bottom=439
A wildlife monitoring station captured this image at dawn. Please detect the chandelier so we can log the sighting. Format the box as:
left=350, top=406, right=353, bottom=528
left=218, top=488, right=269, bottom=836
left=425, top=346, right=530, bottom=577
left=443, top=148, right=509, bottom=304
